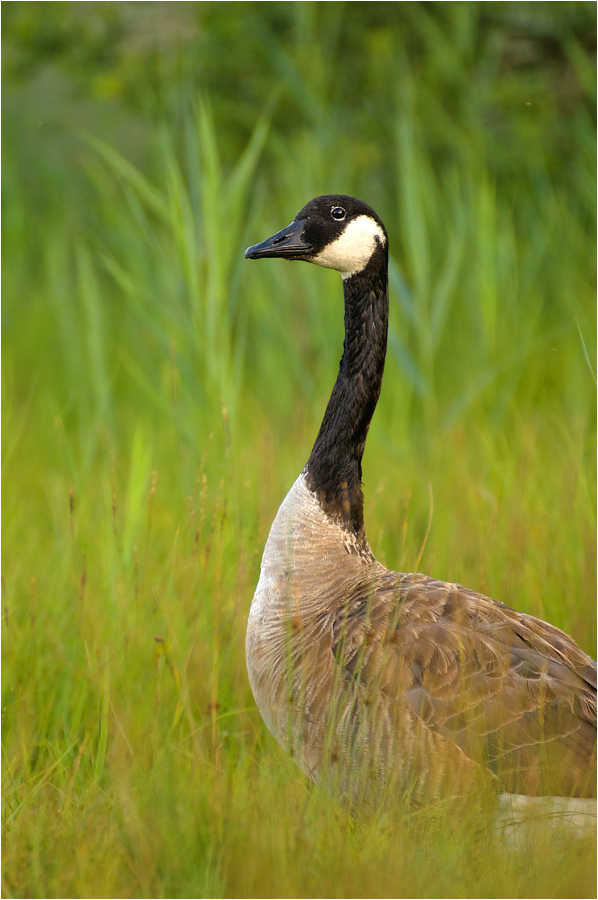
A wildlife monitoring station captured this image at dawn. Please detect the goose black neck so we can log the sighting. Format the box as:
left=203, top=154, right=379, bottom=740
left=305, top=249, right=389, bottom=537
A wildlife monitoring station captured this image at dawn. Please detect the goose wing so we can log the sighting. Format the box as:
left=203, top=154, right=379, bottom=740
left=331, top=571, right=597, bottom=799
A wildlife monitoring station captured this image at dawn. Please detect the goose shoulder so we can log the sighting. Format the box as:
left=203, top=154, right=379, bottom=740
left=333, top=569, right=596, bottom=797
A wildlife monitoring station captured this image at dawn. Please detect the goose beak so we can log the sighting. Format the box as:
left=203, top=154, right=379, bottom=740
left=245, top=219, right=311, bottom=260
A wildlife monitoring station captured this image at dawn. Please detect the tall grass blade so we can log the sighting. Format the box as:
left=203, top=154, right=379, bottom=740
left=94, top=652, right=110, bottom=783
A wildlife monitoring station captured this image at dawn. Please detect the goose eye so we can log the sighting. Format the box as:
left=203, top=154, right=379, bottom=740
left=331, top=207, right=346, bottom=221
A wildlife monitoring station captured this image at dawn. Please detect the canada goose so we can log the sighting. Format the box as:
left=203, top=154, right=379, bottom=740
left=244, top=195, right=597, bottom=810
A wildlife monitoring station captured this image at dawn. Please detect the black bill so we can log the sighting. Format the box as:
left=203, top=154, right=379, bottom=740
left=245, top=218, right=311, bottom=260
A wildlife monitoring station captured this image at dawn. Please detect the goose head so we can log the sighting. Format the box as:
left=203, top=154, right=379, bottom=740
left=245, top=194, right=388, bottom=280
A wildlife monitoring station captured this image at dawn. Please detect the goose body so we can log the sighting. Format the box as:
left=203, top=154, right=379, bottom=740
left=245, top=195, right=597, bottom=808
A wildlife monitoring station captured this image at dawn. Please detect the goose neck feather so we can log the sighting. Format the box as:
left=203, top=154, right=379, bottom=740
left=306, top=251, right=389, bottom=535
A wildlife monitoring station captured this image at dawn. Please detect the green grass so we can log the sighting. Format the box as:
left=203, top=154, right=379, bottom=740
left=2, top=4, right=596, bottom=897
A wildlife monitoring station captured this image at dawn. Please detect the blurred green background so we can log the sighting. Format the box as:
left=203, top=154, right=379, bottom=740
left=2, top=3, right=596, bottom=897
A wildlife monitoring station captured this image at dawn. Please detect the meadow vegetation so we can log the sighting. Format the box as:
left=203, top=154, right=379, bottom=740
left=2, top=3, right=596, bottom=897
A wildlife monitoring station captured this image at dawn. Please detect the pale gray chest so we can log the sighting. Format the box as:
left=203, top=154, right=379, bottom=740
left=245, top=473, right=380, bottom=760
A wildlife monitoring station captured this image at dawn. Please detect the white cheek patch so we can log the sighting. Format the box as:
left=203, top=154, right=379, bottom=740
left=311, top=215, right=386, bottom=279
